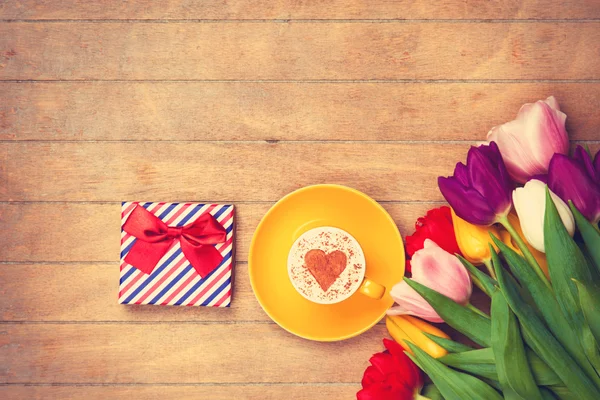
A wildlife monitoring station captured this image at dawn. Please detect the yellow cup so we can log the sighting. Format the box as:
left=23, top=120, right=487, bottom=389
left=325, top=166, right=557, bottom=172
left=359, top=277, right=386, bottom=300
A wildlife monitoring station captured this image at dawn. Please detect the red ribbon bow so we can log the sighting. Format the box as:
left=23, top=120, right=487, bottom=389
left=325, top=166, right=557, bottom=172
left=123, top=205, right=227, bottom=277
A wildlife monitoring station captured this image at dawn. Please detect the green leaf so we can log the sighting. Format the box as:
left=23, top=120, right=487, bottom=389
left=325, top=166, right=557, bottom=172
left=549, top=386, right=578, bottom=400
left=540, top=387, right=558, bottom=400
left=491, top=289, right=543, bottom=400
left=440, top=348, right=498, bottom=381
left=422, top=383, right=445, bottom=400
left=422, top=332, right=474, bottom=353
left=544, top=189, right=595, bottom=325
left=574, top=279, right=600, bottom=372
left=405, top=279, right=491, bottom=347
left=492, top=236, right=600, bottom=385
left=439, top=347, right=561, bottom=386
left=570, top=201, right=600, bottom=272
left=574, top=280, right=600, bottom=344
left=406, top=343, right=503, bottom=400
left=491, top=250, right=600, bottom=399
left=457, top=255, right=497, bottom=297
left=544, top=189, right=600, bottom=376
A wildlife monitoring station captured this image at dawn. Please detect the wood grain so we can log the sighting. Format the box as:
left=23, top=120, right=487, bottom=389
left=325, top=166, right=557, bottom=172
left=0, top=142, right=462, bottom=202
left=0, top=384, right=358, bottom=400
left=0, top=262, right=266, bottom=322
left=0, top=202, right=435, bottom=262
left=2, top=82, right=600, bottom=141
left=1, top=23, right=599, bottom=80
left=1, top=0, right=598, bottom=20
left=0, top=323, right=385, bottom=383
left=0, top=263, right=492, bottom=323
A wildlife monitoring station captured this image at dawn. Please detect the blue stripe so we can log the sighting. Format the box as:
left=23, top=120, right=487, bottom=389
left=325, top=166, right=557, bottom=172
left=148, top=264, right=193, bottom=305
left=177, top=203, right=205, bottom=226
left=120, top=238, right=137, bottom=259
left=119, top=266, right=136, bottom=285
left=226, top=224, right=233, bottom=234
left=122, top=248, right=182, bottom=304
left=174, top=252, right=232, bottom=305
left=201, top=278, right=231, bottom=306
left=157, top=203, right=178, bottom=219
left=142, top=202, right=152, bottom=209
left=212, top=205, right=228, bottom=220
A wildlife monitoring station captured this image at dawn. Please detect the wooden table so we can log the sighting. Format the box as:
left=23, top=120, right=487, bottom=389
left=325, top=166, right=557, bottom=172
left=1, top=1, right=599, bottom=399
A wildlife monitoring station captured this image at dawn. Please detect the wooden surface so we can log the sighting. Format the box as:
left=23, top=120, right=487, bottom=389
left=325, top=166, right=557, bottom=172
left=1, top=2, right=599, bottom=399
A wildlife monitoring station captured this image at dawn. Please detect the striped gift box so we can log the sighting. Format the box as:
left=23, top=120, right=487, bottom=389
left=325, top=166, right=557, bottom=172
left=118, top=202, right=234, bottom=307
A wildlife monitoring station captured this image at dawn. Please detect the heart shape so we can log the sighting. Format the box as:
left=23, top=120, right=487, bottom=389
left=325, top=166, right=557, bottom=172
left=304, top=249, right=348, bottom=292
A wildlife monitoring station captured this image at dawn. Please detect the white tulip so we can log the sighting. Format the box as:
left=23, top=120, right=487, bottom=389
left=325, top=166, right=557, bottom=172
left=512, top=179, right=575, bottom=253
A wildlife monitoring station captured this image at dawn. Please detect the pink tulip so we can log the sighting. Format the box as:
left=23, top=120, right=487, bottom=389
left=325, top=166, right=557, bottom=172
left=388, top=239, right=472, bottom=323
left=487, top=96, right=569, bottom=183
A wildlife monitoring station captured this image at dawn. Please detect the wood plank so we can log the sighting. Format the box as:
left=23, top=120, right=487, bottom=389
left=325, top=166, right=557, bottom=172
left=0, top=142, right=463, bottom=202
left=0, top=261, right=491, bottom=323
left=1, top=1, right=597, bottom=20
left=2, top=82, right=599, bottom=141
left=1, top=23, right=598, bottom=80
left=0, top=262, right=265, bottom=322
left=0, top=323, right=385, bottom=383
left=0, top=384, right=358, bottom=400
left=0, top=202, right=435, bottom=262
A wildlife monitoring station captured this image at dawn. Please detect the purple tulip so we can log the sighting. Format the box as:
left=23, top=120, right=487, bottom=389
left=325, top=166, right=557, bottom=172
left=438, top=142, right=513, bottom=225
left=548, top=146, right=600, bottom=224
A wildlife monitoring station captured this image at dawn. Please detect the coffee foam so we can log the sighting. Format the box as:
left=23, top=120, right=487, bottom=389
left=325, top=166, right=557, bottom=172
left=288, top=227, right=365, bottom=304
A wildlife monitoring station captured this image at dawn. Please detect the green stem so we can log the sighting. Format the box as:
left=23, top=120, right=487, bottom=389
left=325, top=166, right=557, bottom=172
left=470, top=273, right=489, bottom=296
left=482, top=258, right=497, bottom=279
left=498, top=215, right=552, bottom=290
left=466, top=302, right=490, bottom=319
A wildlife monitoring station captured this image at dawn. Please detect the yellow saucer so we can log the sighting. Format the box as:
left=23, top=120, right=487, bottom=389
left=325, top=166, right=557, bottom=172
left=248, top=184, right=405, bottom=341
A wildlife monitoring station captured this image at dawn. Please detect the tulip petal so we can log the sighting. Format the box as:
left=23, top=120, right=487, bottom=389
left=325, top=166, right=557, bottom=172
left=525, top=101, right=568, bottom=168
left=438, top=176, right=496, bottom=225
left=491, top=122, right=540, bottom=183
left=594, top=150, right=600, bottom=181
left=370, top=353, right=397, bottom=376
left=487, top=98, right=568, bottom=183
left=574, top=146, right=598, bottom=183
left=357, top=387, right=397, bottom=400
left=384, top=338, right=423, bottom=390
left=362, top=365, right=384, bottom=388
left=514, top=180, right=575, bottom=253
left=549, top=154, right=600, bottom=223
left=544, top=95, right=561, bottom=111
left=388, top=281, right=443, bottom=323
left=467, top=143, right=512, bottom=216
left=411, top=239, right=472, bottom=304
left=454, top=162, right=470, bottom=187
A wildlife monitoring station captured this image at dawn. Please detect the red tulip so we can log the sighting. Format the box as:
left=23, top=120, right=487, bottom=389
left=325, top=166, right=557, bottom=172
left=357, top=339, right=423, bottom=400
left=405, top=206, right=462, bottom=273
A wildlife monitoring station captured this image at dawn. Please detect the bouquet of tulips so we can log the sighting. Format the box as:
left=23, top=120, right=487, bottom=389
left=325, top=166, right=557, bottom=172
left=358, top=97, right=600, bottom=400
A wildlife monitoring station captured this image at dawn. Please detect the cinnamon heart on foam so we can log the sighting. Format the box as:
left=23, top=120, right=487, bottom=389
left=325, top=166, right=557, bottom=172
left=304, top=249, right=348, bottom=292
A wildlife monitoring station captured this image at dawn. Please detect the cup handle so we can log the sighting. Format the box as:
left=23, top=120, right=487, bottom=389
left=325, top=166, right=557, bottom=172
left=358, top=277, right=386, bottom=300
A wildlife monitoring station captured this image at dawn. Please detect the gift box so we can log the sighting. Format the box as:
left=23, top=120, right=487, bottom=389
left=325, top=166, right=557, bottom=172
left=118, top=202, right=234, bottom=307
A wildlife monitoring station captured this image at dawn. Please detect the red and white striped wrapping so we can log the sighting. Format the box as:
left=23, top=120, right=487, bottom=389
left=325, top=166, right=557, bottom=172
left=119, top=202, right=234, bottom=307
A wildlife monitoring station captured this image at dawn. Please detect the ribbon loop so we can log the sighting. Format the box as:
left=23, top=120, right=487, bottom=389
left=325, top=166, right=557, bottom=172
left=122, top=205, right=227, bottom=277
left=167, top=226, right=183, bottom=239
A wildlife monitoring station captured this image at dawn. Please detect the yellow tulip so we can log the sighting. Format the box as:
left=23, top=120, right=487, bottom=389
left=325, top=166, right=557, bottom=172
left=451, top=208, right=501, bottom=265
left=385, top=315, right=449, bottom=358
left=502, top=213, right=550, bottom=280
